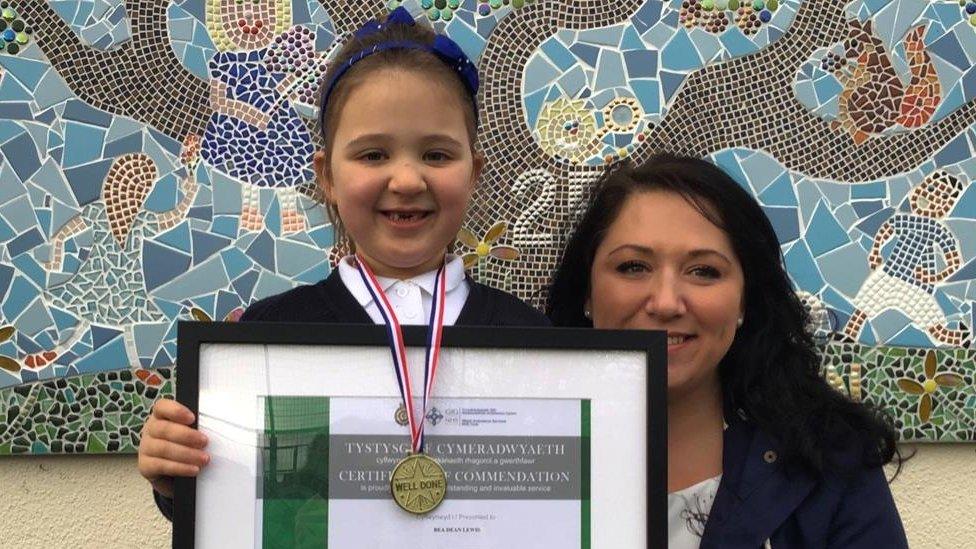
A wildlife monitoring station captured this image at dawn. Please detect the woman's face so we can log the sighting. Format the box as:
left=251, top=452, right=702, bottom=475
left=587, top=190, right=745, bottom=397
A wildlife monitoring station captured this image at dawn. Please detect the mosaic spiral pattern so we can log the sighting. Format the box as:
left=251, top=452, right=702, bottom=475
left=0, top=0, right=974, bottom=453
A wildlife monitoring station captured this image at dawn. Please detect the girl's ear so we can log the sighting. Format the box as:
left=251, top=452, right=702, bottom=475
left=313, top=150, right=334, bottom=203
left=470, top=152, right=485, bottom=190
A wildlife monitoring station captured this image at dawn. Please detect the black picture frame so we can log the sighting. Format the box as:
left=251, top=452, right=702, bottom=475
left=175, top=321, right=667, bottom=548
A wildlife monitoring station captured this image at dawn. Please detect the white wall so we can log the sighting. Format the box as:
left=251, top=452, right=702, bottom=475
left=0, top=445, right=973, bottom=548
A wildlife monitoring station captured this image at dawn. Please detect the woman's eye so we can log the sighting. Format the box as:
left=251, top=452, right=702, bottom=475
left=690, top=265, right=721, bottom=279
left=615, top=260, right=649, bottom=274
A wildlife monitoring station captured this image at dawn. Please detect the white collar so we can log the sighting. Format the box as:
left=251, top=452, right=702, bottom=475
left=338, top=254, right=467, bottom=309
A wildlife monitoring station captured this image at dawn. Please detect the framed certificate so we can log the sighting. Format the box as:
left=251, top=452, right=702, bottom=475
left=174, top=322, right=666, bottom=548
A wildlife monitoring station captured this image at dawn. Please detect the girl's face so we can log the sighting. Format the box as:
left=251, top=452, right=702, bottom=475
left=587, top=191, right=745, bottom=399
left=315, top=69, right=482, bottom=278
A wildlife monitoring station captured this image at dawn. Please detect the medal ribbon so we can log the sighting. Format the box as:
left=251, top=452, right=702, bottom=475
left=355, top=255, right=446, bottom=454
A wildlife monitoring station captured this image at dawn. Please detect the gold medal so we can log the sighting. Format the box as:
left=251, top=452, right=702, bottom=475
left=357, top=256, right=450, bottom=514
left=390, top=453, right=447, bottom=514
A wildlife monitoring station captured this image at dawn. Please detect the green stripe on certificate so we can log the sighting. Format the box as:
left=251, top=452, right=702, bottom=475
left=261, top=396, right=330, bottom=549
left=581, top=399, right=591, bottom=549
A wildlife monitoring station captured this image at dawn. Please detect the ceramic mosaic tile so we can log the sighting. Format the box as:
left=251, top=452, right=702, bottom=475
left=0, top=0, right=974, bottom=453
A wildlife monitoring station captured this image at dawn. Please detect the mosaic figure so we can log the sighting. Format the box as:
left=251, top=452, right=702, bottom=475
left=42, top=137, right=202, bottom=373
left=199, top=0, right=319, bottom=233
left=844, top=170, right=970, bottom=347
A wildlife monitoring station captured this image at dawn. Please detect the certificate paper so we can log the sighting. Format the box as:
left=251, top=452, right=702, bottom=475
left=258, top=396, right=590, bottom=548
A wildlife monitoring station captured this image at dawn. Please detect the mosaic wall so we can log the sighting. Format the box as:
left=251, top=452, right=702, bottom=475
left=1, top=0, right=975, bottom=455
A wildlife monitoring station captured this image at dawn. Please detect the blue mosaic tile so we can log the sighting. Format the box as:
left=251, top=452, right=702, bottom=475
left=190, top=230, right=231, bottom=264
left=818, top=243, right=871, bottom=296
left=7, top=228, right=44, bottom=258
left=231, top=270, right=260, bottom=303
left=758, top=173, right=798, bottom=206
left=103, top=132, right=144, bottom=159
left=252, top=270, right=296, bottom=301
left=15, top=299, right=53, bottom=336
left=156, top=222, right=192, bottom=254
left=142, top=242, right=191, bottom=293
left=156, top=255, right=232, bottom=302
left=0, top=56, right=48, bottom=91
left=246, top=231, right=277, bottom=272
left=1, top=132, right=42, bottom=182
left=74, top=337, right=129, bottom=374
left=763, top=206, right=800, bottom=243
left=784, top=241, right=826, bottom=292
left=275, top=239, right=324, bottom=277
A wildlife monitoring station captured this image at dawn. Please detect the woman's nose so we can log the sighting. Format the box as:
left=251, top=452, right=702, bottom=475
left=643, top=274, right=685, bottom=319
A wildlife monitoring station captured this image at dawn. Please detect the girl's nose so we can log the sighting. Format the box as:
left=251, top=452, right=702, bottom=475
left=388, top=162, right=427, bottom=194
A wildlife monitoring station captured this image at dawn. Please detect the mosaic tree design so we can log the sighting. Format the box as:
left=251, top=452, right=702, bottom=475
left=0, top=0, right=975, bottom=455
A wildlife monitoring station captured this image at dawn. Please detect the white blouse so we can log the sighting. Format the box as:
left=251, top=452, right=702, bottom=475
left=667, top=474, right=722, bottom=549
left=337, top=254, right=469, bottom=326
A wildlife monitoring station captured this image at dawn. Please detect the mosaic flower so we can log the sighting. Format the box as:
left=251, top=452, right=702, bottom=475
left=0, top=325, right=60, bottom=371
left=135, top=369, right=164, bottom=387
left=602, top=97, right=644, bottom=133
left=23, top=351, right=59, bottom=370
left=824, top=362, right=861, bottom=402
left=189, top=306, right=245, bottom=322
left=458, top=221, right=519, bottom=269
left=896, top=350, right=964, bottom=423
left=181, top=134, right=202, bottom=170
left=0, top=325, right=17, bottom=374
left=534, top=98, right=603, bottom=165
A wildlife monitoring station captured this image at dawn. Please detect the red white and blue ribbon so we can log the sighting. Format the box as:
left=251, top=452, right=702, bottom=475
left=355, top=254, right=446, bottom=454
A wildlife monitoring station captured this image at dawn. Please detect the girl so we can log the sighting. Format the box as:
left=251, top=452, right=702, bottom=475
left=139, top=7, right=549, bottom=520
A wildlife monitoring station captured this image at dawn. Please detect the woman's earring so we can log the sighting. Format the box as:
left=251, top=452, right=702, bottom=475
left=736, top=317, right=744, bottom=328
left=584, top=309, right=592, bottom=319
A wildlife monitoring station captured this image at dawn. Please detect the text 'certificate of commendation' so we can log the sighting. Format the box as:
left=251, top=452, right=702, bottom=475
left=257, top=396, right=590, bottom=548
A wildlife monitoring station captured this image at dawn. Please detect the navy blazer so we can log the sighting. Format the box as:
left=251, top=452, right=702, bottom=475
left=701, top=411, right=909, bottom=548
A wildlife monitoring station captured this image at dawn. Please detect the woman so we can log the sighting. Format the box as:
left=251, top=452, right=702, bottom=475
left=547, top=154, right=908, bottom=548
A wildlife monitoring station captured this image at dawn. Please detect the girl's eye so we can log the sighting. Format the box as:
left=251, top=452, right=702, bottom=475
left=359, top=151, right=385, bottom=162
left=615, top=260, right=649, bottom=274
left=689, top=265, right=721, bottom=279
left=424, top=151, right=452, bottom=162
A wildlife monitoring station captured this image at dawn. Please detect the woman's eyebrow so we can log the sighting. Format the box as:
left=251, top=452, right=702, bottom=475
left=687, top=249, right=734, bottom=265
left=606, top=244, right=653, bottom=256
left=606, top=244, right=733, bottom=265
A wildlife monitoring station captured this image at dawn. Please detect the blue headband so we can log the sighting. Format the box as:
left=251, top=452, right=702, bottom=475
left=318, top=7, right=480, bottom=135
